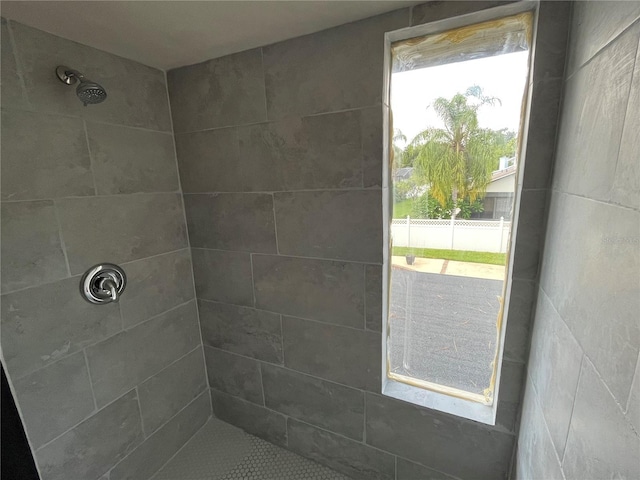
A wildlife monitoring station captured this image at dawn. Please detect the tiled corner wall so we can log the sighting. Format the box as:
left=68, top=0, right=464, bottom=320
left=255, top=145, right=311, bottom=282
left=0, top=19, right=210, bottom=480
left=516, top=3, right=640, bottom=479
left=167, top=3, right=569, bottom=479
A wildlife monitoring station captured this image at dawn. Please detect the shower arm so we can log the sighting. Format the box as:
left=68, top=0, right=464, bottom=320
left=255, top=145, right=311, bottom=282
left=56, top=66, right=86, bottom=85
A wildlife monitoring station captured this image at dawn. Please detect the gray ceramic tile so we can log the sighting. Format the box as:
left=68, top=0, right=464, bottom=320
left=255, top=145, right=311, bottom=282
left=211, top=389, right=287, bottom=447
left=86, top=122, right=179, bottom=195
left=553, top=25, right=638, bottom=202
left=511, top=189, right=547, bottom=280
left=191, top=248, right=253, bottom=306
left=516, top=379, right=564, bottom=480
left=110, top=391, right=210, bottom=480
left=184, top=193, right=276, bottom=253
left=365, top=265, right=382, bottom=332
left=35, top=390, right=144, bottom=480
left=1, top=201, right=68, bottom=293
left=199, top=300, right=282, bottom=364
left=13, top=352, right=95, bottom=448
left=627, top=356, right=640, bottom=434
left=502, top=279, right=536, bottom=363
left=365, top=393, right=515, bottom=480
left=262, top=364, right=364, bottom=440
left=174, top=127, right=240, bottom=193
left=566, top=1, right=640, bottom=76
left=612, top=43, right=640, bottom=210
left=204, top=347, right=263, bottom=405
left=494, top=361, right=525, bottom=435
left=119, top=249, right=195, bottom=328
left=10, top=21, right=172, bottom=131
left=1, top=19, right=28, bottom=109
left=530, top=2, right=571, bottom=84
left=287, top=419, right=395, bottom=480
left=253, top=255, right=365, bottom=328
left=396, top=458, right=458, bottom=480
left=1, top=276, right=121, bottom=379
left=138, top=347, right=207, bottom=435
left=361, top=105, right=383, bottom=188
left=528, top=290, right=582, bottom=458
left=411, top=1, right=513, bottom=25
left=563, top=359, right=640, bottom=480
left=237, top=110, right=364, bottom=191
left=167, top=48, right=266, bottom=133
left=86, top=301, right=201, bottom=407
left=274, top=190, right=382, bottom=263
left=1, top=109, right=94, bottom=201
left=540, top=192, right=640, bottom=403
left=520, top=79, right=563, bottom=189
left=282, top=316, right=380, bottom=391
left=56, top=193, right=188, bottom=274
left=263, top=10, right=409, bottom=120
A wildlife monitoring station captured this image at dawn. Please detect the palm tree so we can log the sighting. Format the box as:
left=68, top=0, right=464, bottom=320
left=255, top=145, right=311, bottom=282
left=403, top=86, right=510, bottom=218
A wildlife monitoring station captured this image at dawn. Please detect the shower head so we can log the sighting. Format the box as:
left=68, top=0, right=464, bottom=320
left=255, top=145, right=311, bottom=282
left=56, top=66, right=107, bottom=106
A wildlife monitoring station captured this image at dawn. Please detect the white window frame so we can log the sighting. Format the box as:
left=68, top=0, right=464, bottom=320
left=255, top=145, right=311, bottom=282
left=381, top=0, right=538, bottom=425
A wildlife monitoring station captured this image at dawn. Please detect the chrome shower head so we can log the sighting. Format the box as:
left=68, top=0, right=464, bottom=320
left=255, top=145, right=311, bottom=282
left=56, top=66, right=107, bottom=106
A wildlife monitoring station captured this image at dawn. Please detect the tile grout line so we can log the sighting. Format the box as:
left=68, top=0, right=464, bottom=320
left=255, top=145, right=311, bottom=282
left=135, top=386, right=149, bottom=439
left=271, top=193, right=281, bottom=255
left=51, top=198, right=73, bottom=278
left=82, top=119, right=99, bottom=196
left=5, top=19, right=33, bottom=111
left=362, top=263, right=368, bottom=330
left=249, top=253, right=257, bottom=307
left=260, top=46, right=269, bottom=123
left=560, top=355, right=583, bottom=467
left=82, top=348, right=99, bottom=412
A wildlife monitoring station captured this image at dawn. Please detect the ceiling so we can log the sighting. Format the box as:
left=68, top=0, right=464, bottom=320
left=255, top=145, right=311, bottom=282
left=0, top=1, right=422, bottom=70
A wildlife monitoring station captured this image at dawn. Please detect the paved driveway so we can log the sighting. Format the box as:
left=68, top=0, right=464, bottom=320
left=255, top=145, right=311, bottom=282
left=389, top=267, right=503, bottom=394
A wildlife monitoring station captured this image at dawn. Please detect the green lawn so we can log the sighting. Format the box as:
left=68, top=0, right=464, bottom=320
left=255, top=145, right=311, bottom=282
left=392, top=246, right=506, bottom=266
left=392, top=199, right=413, bottom=218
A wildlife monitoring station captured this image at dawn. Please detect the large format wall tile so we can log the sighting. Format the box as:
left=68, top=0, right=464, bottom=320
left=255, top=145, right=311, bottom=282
left=204, top=347, right=264, bottom=404
left=1, top=110, right=94, bottom=201
left=628, top=357, right=640, bottom=434
left=263, top=10, right=409, bottom=120
left=237, top=111, right=364, bottom=191
left=86, top=122, right=179, bottom=195
left=199, top=300, right=283, bottom=364
left=1, top=201, right=68, bottom=293
left=253, top=255, right=365, bottom=328
left=563, top=359, right=640, bottom=479
left=262, top=364, right=364, bottom=440
left=411, top=1, right=511, bottom=25
left=138, top=347, right=207, bottom=435
left=516, top=378, right=564, bottom=480
left=553, top=24, right=638, bottom=203
left=191, top=248, right=254, bottom=306
left=365, top=265, right=383, bottom=332
left=361, top=105, right=383, bottom=188
left=13, top=352, right=95, bottom=448
left=365, top=393, right=514, bottom=480
left=110, top=391, right=210, bottom=480
left=1, top=19, right=28, bottom=109
left=184, top=193, right=277, bottom=253
left=167, top=48, right=266, bottom=133
left=282, top=316, right=380, bottom=391
left=396, top=458, right=458, bottom=480
left=174, top=127, right=240, bottom=193
left=211, top=389, right=287, bottom=447
left=502, top=279, right=536, bottom=363
left=612, top=42, right=640, bottom=210
left=511, top=189, right=547, bottom=280
left=10, top=22, right=172, bottom=131
left=119, top=249, right=195, bottom=328
left=528, top=291, right=582, bottom=457
left=540, top=192, right=640, bottom=402
left=1, top=276, right=121, bottom=379
left=287, top=419, right=395, bottom=480
left=35, top=390, right=144, bottom=480
left=86, top=301, right=200, bottom=407
left=57, top=193, right=188, bottom=274
left=274, top=190, right=382, bottom=263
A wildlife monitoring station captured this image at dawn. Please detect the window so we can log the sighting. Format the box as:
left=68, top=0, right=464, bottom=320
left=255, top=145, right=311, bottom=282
left=382, top=3, right=534, bottom=424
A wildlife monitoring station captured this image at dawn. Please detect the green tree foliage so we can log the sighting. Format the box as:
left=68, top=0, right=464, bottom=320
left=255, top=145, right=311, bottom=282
left=400, top=86, right=516, bottom=216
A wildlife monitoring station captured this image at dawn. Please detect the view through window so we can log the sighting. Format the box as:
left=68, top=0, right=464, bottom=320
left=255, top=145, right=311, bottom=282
left=388, top=13, right=532, bottom=404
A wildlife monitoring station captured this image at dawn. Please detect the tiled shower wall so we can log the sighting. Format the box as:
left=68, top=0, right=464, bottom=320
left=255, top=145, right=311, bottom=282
left=516, top=3, right=640, bottom=479
left=167, top=3, right=569, bottom=479
left=0, top=19, right=210, bottom=480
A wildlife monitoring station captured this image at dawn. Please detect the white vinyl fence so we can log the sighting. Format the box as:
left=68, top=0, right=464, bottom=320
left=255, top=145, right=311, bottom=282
left=392, top=217, right=511, bottom=253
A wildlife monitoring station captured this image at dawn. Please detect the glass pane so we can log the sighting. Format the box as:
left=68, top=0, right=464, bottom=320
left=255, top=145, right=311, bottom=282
left=387, top=13, right=532, bottom=403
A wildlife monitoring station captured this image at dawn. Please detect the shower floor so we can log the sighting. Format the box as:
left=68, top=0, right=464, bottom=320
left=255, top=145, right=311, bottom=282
left=151, top=418, right=352, bottom=480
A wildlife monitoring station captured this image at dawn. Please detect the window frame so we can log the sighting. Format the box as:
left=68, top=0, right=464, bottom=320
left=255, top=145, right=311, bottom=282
left=381, top=0, right=539, bottom=425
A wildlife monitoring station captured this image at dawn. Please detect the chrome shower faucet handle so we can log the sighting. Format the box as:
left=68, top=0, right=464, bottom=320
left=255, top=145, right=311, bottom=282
left=80, top=264, right=126, bottom=304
